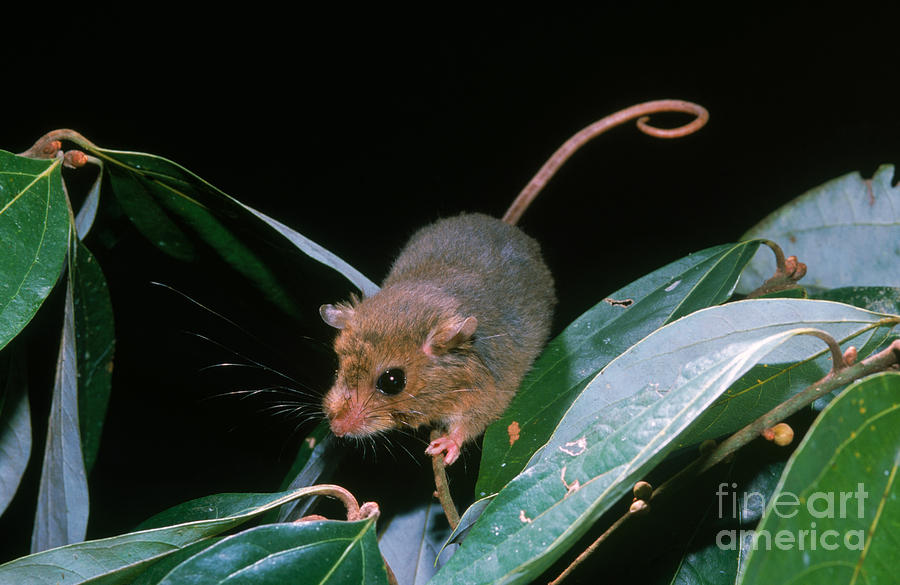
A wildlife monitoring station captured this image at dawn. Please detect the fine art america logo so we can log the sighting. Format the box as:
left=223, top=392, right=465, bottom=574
left=715, top=482, right=869, bottom=551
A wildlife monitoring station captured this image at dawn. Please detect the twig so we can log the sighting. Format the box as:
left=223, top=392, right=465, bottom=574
left=746, top=240, right=807, bottom=298
left=18, top=129, right=97, bottom=159
left=550, top=334, right=900, bottom=584
left=293, top=484, right=398, bottom=585
left=502, top=99, right=708, bottom=225
left=292, top=484, right=366, bottom=521
left=431, top=429, right=461, bottom=529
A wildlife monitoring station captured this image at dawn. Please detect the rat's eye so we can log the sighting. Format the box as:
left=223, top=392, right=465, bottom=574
left=375, top=368, right=406, bottom=395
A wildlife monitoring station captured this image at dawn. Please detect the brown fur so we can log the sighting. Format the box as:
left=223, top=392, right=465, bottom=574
left=321, top=213, right=556, bottom=455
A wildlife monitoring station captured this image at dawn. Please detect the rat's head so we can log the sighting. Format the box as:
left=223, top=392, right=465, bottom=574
left=319, top=285, right=479, bottom=439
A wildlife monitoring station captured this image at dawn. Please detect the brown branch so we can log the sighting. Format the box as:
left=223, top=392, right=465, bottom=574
left=18, top=129, right=97, bottom=159
left=550, top=334, right=900, bottom=584
left=502, top=99, right=709, bottom=225
left=292, top=484, right=363, bottom=521
left=431, top=429, right=461, bottom=529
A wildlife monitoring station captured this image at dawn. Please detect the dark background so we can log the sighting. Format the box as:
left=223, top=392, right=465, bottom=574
left=3, top=3, right=900, bottom=576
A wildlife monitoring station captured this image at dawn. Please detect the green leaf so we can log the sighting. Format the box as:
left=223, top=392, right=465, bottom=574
left=812, top=285, right=900, bottom=316
left=379, top=499, right=455, bottom=584
left=73, top=165, right=102, bottom=239
left=677, top=299, right=896, bottom=448
left=104, top=163, right=196, bottom=261
left=0, top=347, right=31, bottom=516
left=154, top=520, right=389, bottom=585
left=234, top=202, right=380, bottom=298
left=0, top=487, right=328, bottom=585
left=129, top=539, right=223, bottom=585
left=740, top=372, right=900, bottom=584
left=739, top=164, right=900, bottom=292
left=31, top=270, right=90, bottom=553
left=75, top=144, right=378, bottom=303
left=433, top=300, right=896, bottom=585
left=475, top=241, right=761, bottom=496
left=659, top=459, right=786, bottom=585
left=72, top=241, right=115, bottom=473
left=273, top=423, right=341, bottom=522
left=0, top=151, right=69, bottom=351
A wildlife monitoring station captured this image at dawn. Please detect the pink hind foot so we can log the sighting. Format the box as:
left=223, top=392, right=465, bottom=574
left=426, top=436, right=461, bottom=466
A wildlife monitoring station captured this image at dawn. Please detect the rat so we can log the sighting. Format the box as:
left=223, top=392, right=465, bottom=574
left=319, top=99, right=709, bottom=465
left=320, top=213, right=555, bottom=465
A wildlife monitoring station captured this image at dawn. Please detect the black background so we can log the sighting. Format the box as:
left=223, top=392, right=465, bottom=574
left=3, top=3, right=900, bottom=577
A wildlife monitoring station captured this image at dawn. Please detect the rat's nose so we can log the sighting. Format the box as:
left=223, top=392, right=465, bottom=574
left=328, top=416, right=348, bottom=437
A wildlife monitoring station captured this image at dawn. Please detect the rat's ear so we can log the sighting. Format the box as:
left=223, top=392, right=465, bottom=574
left=320, top=303, right=354, bottom=329
left=425, top=315, right=478, bottom=355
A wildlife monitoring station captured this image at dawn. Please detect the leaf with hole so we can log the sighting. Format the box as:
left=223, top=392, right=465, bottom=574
left=475, top=241, right=761, bottom=497
left=740, top=372, right=900, bottom=584
left=0, top=151, right=69, bottom=351
left=739, top=164, right=900, bottom=292
left=433, top=300, right=896, bottom=585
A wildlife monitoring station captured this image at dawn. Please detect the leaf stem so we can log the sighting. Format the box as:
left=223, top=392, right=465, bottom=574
left=550, top=335, right=900, bottom=584
left=745, top=240, right=807, bottom=298
left=293, top=484, right=374, bottom=521
left=19, top=130, right=98, bottom=159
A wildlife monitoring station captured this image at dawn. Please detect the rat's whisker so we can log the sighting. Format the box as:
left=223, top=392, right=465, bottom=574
left=475, top=333, right=511, bottom=341
left=185, top=331, right=309, bottom=389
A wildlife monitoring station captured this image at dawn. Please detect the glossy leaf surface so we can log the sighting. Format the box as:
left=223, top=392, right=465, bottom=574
left=676, top=299, right=896, bottom=448
left=155, top=520, right=388, bottom=585
left=31, top=273, right=90, bottom=553
left=0, top=488, right=326, bottom=585
left=0, top=348, right=31, bottom=516
left=813, top=285, right=900, bottom=316
left=70, top=142, right=378, bottom=302
left=0, top=152, right=69, bottom=351
left=379, top=499, right=455, bottom=584
left=274, top=424, right=340, bottom=522
left=739, top=164, right=900, bottom=292
left=72, top=241, right=115, bottom=472
left=741, top=372, right=900, bottom=584
left=434, top=300, right=895, bottom=585
left=476, top=241, right=760, bottom=496
left=659, top=459, right=786, bottom=585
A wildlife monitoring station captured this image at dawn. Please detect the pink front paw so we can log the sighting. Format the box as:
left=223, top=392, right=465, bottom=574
left=425, top=436, right=461, bottom=466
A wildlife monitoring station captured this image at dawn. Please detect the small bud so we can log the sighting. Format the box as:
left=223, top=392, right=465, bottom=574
left=63, top=150, right=88, bottom=168
left=358, top=501, right=380, bottom=520
left=843, top=346, right=858, bottom=366
left=772, top=423, right=794, bottom=446
left=42, top=140, right=62, bottom=156
left=632, top=481, right=652, bottom=501
left=629, top=499, right=649, bottom=515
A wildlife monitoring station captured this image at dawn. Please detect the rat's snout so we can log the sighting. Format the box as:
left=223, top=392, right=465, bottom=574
left=323, top=389, right=371, bottom=438
left=328, top=408, right=365, bottom=437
